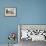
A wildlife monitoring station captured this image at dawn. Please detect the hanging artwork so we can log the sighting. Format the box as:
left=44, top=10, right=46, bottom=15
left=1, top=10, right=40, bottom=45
left=5, top=8, right=16, bottom=16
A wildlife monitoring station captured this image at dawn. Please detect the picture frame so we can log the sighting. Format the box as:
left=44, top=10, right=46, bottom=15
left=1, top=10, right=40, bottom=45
left=5, top=8, right=16, bottom=16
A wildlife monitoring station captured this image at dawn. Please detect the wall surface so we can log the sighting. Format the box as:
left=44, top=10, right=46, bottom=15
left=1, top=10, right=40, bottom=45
left=0, top=0, right=46, bottom=44
left=20, top=0, right=46, bottom=24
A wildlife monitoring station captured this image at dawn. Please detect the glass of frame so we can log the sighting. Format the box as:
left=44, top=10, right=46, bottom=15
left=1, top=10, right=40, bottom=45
left=5, top=8, right=16, bottom=16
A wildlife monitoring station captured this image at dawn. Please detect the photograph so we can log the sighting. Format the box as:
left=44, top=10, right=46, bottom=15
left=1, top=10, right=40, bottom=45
left=5, top=8, right=16, bottom=16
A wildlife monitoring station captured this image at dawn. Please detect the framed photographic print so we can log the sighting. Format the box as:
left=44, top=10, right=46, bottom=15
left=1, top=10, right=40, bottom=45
left=5, top=8, right=16, bottom=16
